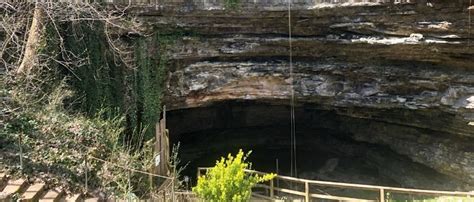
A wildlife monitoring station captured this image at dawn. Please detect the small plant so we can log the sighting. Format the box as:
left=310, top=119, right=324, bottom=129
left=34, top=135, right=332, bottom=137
left=193, top=150, right=275, bottom=202
left=224, top=0, right=240, bottom=9
left=169, top=142, right=189, bottom=190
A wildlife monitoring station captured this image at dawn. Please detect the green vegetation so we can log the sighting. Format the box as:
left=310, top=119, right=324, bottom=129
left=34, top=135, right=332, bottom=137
left=0, top=8, right=184, bottom=197
left=224, top=0, right=240, bottom=9
left=193, top=150, right=275, bottom=202
left=63, top=24, right=186, bottom=145
left=2, top=82, right=154, bottom=196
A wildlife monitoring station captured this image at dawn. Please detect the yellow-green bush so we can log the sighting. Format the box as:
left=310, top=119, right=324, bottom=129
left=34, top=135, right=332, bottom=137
left=193, top=150, right=275, bottom=202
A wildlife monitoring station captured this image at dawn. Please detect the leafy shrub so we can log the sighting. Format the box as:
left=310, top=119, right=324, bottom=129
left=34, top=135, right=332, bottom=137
left=193, top=150, right=275, bottom=202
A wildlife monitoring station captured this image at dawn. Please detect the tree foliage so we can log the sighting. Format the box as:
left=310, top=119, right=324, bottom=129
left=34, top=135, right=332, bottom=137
left=193, top=150, right=275, bottom=202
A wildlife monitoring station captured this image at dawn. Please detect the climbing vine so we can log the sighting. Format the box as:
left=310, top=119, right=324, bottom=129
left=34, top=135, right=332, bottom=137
left=63, top=23, right=184, bottom=145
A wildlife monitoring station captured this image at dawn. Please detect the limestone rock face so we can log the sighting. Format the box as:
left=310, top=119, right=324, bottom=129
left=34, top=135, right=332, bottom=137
left=141, top=0, right=474, bottom=189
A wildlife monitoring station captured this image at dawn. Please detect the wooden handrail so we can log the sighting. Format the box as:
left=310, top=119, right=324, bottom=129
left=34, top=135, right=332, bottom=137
left=273, top=187, right=306, bottom=196
left=310, top=193, right=374, bottom=201
left=242, top=168, right=474, bottom=196
left=197, top=167, right=474, bottom=201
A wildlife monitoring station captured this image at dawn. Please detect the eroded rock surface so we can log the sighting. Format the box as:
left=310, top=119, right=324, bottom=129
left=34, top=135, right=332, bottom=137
left=141, top=0, right=474, bottom=189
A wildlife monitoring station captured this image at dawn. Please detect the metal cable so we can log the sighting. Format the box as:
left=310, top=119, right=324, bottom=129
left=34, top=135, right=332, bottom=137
left=288, top=0, right=297, bottom=178
left=469, top=0, right=472, bottom=45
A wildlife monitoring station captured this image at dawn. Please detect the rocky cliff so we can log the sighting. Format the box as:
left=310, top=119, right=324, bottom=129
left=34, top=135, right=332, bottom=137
left=133, top=0, right=474, bottom=189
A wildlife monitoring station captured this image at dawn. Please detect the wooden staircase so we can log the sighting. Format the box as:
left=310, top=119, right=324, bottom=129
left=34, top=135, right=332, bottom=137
left=0, top=173, right=96, bottom=202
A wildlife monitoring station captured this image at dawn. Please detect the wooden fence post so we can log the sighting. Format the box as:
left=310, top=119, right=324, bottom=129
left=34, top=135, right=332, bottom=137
left=163, top=189, right=166, bottom=202
left=85, top=154, right=88, bottom=193
left=171, top=177, right=175, bottom=202
left=305, top=181, right=310, bottom=202
left=19, top=133, right=23, bottom=174
left=270, top=179, right=274, bottom=198
left=380, top=189, right=385, bottom=202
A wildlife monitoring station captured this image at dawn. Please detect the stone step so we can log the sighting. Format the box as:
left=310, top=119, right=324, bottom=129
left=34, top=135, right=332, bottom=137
left=39, top=188, right=64, bottom=202
left=0, top=178, right=28, bottom=200
left=19, top=183, right=46, bottom=202
left=66, top=193, right=83, bottom=202
left=84, top=197, right=100, bottom=202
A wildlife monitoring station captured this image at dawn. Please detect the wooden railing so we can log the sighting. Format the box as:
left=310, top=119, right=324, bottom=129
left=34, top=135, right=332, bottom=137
left=197, top=167, right=474, bottom=201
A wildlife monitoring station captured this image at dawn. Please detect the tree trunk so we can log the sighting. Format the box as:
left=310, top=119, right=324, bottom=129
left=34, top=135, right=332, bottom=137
left=17, top=4, right=45, bottom=75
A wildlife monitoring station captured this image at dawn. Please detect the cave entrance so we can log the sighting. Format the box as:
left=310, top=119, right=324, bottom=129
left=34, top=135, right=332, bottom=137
left=167, top=100, right=461, bottom=189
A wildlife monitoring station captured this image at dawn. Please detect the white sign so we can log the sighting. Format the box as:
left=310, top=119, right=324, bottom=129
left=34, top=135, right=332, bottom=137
left=155, top=154, right=161, bottom=166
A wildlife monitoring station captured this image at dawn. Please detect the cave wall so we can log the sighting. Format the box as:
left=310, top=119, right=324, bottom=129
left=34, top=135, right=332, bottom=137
left=167, top=102, right=471, bottom=190
left=131, top=0, right=474, bottom=188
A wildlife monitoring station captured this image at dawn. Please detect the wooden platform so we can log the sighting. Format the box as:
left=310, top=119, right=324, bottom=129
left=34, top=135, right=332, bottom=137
left=0, top=173, right=98, bottom=202
left=20, top=183, right=45, bottom=201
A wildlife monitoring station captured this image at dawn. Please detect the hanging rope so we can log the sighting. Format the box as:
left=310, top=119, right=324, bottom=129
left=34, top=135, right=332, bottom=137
left=469, top=0, right=472, bottom=46
left=288, top=0, right=297, bottom=178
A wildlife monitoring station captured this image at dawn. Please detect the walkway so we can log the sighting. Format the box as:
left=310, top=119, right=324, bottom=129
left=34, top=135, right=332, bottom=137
left=0, top=173, right=96, bottom=202
left=198, top=168, right=474, bottom=202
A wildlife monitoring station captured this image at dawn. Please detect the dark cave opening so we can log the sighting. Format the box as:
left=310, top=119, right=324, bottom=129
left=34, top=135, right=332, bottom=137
left=167, top=100, right=466, bottom=190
